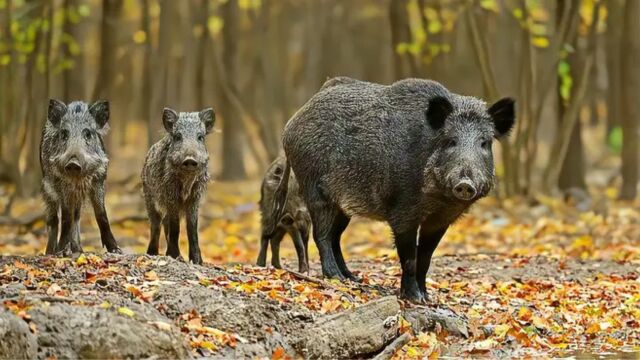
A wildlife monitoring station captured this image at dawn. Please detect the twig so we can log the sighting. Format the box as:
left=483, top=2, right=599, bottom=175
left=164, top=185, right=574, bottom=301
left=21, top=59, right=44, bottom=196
left=287, top=269, right=341, bottom=290
left=373, top=332, right=412, bottom=360
left=2, top=295, right=77, bottom=303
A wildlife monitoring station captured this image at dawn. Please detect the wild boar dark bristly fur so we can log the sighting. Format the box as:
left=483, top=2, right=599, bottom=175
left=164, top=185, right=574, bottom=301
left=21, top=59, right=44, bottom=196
left=40, top=99, right=121, bottom=255
left=275, top=77, right=515, bottom=303
left=257, top=155, right=311, bottom=273
left=142, top=107, right=215, bottom=265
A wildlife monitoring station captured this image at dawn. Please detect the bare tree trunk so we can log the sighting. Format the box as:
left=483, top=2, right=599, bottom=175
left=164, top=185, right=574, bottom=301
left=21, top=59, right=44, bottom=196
left=92, top=0, right=123, bottom=100
left=389, top=0, right=415, bottom=79
left=92, top=0, right=123, bottom=151
left=543, top=2, right=602, bottom=194
left=220, top=0, right=247, bottom=180
left=193, top=0, right=209, bottom=110
left=19, top=1, right=51, bottom=196
left=620, top=0, right=639, bottom=199
left=62, top=0, right=86, bottom=101
left=605, top=0, right=624, bottom=135
left=558, top=0, right=586, bottom=192
left=140, top=0, right=153, bottom=145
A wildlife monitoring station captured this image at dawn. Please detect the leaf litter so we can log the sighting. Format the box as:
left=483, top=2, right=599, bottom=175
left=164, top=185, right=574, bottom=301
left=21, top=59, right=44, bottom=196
left=0, top=180, right=639, bottom=358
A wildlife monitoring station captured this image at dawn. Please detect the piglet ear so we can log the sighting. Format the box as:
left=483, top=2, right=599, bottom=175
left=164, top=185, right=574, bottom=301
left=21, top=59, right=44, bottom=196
left=426, top=96, right=453, bottom=130
left=199, top=107, right=215, bottom=134
left=488, top=97, right=515, bottom=138
left=89, top=100, right=110, bottom=129
left=162, top=108, right=179, bottom=133
left=48, top=99, right=67, bottom=127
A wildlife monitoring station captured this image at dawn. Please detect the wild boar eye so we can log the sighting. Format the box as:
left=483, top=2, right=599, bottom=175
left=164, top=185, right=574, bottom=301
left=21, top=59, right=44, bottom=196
left=481, top=139, right=492, bottom=149
left=60, top=129, right=69, bottom=141
left=198, top=134, right=205, bottom=142
left=445, top=139, right=457, bottom=149
left=173, top=133, right=182, bottom=142
left=83, top=129, right=92, bottom=141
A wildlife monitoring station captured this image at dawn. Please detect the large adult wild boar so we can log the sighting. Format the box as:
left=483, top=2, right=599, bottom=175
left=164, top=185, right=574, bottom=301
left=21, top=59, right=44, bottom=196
left=274, top=77, right=515, bottom=303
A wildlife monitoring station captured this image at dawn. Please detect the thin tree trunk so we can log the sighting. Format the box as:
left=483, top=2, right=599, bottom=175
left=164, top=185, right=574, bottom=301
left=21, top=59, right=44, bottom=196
left=92, top=0, right=123, bottom=151
left=605, top=0, right=623, bottom=135
left=193, top=0, right=209, bottom=110
left=140, top=0, right=153, bottom=145
left=557, top=0, right=586, bottom=192
left=220, top=0, right=247, bottom=180
left=62, top=0, right=86, bottom=101
left=619, top=0, right=639, bottom=199
left=543, top=1, right=602, bottom=194
left=389, top=0, right=412, bottom=79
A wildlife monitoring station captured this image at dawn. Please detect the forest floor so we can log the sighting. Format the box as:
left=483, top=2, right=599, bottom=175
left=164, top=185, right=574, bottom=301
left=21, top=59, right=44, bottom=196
left=1, top=176, right=640, bottom=359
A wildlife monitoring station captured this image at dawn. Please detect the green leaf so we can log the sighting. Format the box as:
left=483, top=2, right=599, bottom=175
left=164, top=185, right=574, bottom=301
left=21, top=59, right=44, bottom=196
left=0, top=54, right=10, bottom=66
left=557, top=60, right=570, bottom=76
left=512, top=8, right=523, bottom=19
left=608, top=126, right=623, bottom=154
left=395, top=43, right=409, bottom=55
left=427, top=20, right=442, bottom=34
left=78, top=4, right=90, bottom=17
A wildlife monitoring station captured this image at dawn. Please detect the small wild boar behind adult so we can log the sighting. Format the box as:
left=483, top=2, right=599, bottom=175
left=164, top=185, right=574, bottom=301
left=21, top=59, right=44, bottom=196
left=274, top=77, right=515, bottom=303
left=257, top=155, right=311, bottom=273
left=40, top=100, right=121, bottom=255
left=142, top=108, right=214, bottom=265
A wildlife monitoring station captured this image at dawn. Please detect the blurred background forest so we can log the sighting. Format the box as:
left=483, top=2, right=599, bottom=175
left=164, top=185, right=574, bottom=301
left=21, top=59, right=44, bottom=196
left=0, top=0, right=637, bottom=200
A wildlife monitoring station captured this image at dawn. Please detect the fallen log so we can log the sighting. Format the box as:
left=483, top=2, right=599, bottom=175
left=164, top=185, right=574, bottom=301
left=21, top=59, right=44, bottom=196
left=372, top=332, right=412, bottom=360
left=300, top=296, right=401, bottom=359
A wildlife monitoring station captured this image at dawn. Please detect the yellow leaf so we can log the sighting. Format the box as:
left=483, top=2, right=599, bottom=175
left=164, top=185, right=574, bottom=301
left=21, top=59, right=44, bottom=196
left=207, top=16, right=224, bottom=36
left=571, top=235, right=593, bottom=249
left=494, top=324, right=510, bottom=338
left=198, top=341, right=217, bottom=350
left=118, top=307, right=135, bottom=317
left=405, top=346, right=421, bottom=357
left=75, top=254, right=87, bottom=266
left=531, top=36, right=549, bottom=48
left=132, top=30, right=147, bottom=44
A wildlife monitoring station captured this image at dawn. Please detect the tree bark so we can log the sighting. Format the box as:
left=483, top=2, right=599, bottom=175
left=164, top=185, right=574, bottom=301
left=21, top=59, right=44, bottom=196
left=605, top=0, right=624, bottom=135
left=219, top=0, right=247, bottom=180
left=389, top=0, right=415, bottom=79
left=62, top=0, right=86, bottom=101
left=620, top=0, right=639, bottom=199
left=140, top=0, right=153, bottom=146
left=543, top=1, right=602, bottom=194
left=557, top=0, right=586, bottom=192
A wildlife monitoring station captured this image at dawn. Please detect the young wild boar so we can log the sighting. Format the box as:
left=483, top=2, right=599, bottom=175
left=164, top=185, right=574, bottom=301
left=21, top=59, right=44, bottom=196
left=40, top=99, right=121, bottom=255
left=273, top=77, right=515, bottom=303
left=142, top=107, right=214, bottom=265
left=257, top=156, right=311, bottom=273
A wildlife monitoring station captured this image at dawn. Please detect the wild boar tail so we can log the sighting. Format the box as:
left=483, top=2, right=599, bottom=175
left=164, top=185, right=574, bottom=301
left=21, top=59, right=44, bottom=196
left=269, top=159, right=291, bottom=235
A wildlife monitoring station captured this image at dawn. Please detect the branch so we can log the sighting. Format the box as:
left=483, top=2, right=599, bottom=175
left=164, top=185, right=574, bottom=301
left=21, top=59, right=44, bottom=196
left=373, top=332, right=412, bottom=360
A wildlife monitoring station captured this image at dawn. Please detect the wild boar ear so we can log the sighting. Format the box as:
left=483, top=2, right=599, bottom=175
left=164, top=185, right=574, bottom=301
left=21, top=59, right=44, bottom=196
left=48, top=99, right=67, bottom=127
left=162, top=108, right=179, bottom=133
left=489, top=97, right=515, bottom=138
left=426, top=96, right=453, bottom=130
left=199, top=108, right=215, bottom=134
left=89, top=100, right=110, bottom=129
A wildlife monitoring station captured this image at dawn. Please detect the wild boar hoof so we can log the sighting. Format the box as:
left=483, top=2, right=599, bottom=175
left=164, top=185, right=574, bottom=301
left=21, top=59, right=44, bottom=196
left=401, top=287, right=427, bottom=304
left=108, top=246, right=123, bottom=254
